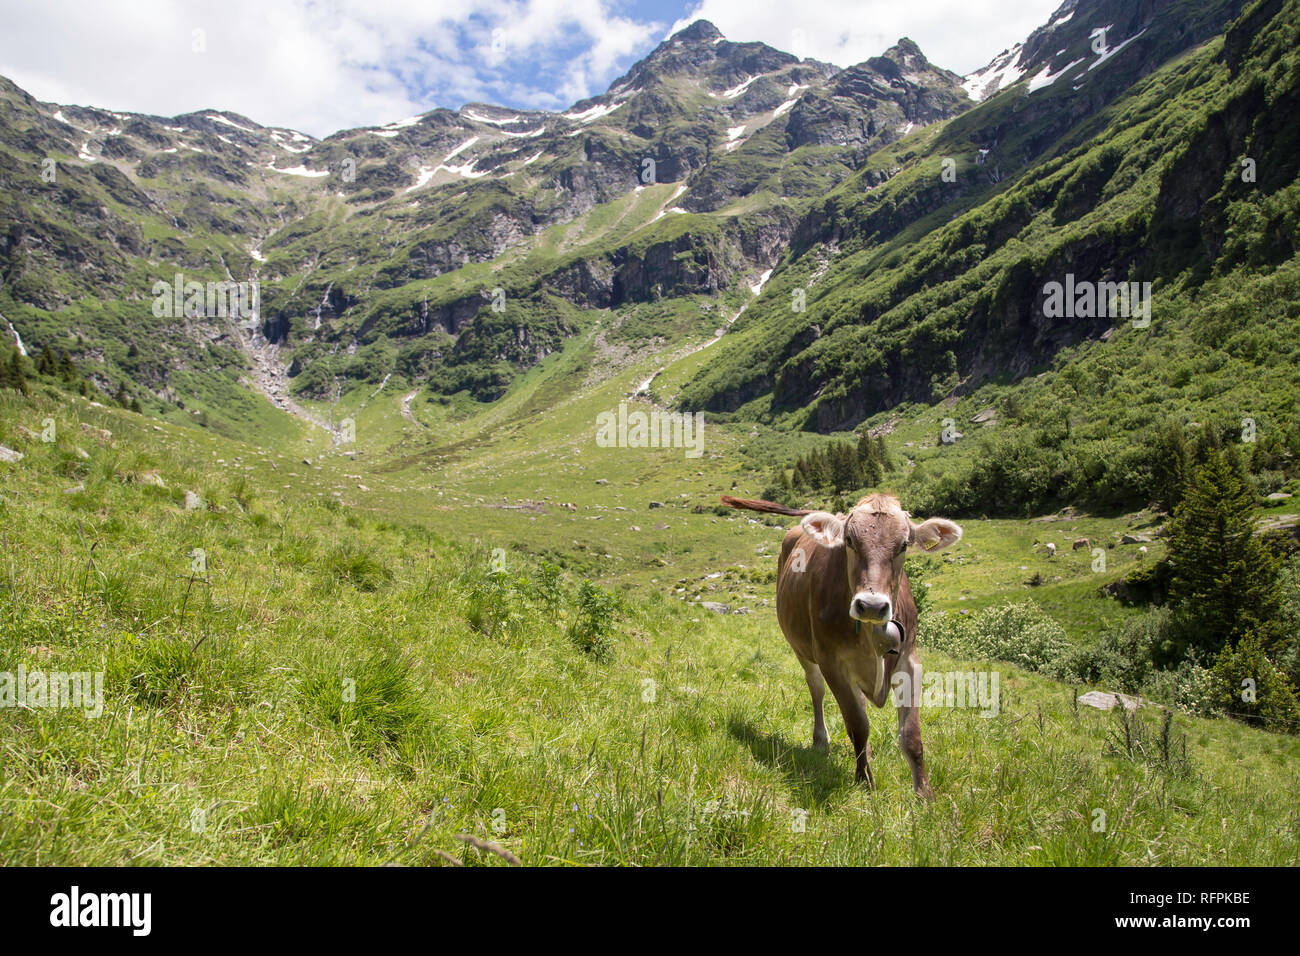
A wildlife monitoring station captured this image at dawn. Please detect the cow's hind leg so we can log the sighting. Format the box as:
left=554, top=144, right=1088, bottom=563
left=825, top=671, right=874, bottom=789
left=799, top=659, right=829, bottom=751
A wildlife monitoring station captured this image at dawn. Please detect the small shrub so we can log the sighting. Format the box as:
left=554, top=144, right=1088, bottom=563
left=568, top=581, right=619, bottom=661
left=465, top=568, right=528, bottom=640
left=921, top=601, right=1071, bottom=673
left=531, top=561, right=564, bottom=609
left=1208, top=633, right=1300, bottom=733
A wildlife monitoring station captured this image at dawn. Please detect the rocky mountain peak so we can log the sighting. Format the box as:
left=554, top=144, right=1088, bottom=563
left=882, top=37, right=927, bottom=68
left=671, top=19, right=725, bottom=45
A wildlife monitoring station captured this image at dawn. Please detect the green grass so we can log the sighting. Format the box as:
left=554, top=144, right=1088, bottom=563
left=3, top=377, right=1298, bottom=866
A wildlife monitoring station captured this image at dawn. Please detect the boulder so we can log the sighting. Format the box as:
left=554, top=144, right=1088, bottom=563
left=1078, top=691, right=1141, bottom=712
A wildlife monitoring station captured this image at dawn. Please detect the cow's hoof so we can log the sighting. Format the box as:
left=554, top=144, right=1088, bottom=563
left=812, top=736, right=829, bottom=752
left=915, top=784, right=935, bottom=801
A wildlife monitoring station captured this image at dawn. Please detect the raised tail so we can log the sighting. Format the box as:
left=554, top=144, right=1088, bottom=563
left=719, top=495, right=814, bottom=517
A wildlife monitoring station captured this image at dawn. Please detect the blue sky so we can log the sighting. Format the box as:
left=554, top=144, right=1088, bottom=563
left=0, top=0, right=1060, bottom=138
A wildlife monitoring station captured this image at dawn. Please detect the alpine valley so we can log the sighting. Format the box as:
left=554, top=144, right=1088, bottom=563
left=2, top=0, right=1299, bottom=866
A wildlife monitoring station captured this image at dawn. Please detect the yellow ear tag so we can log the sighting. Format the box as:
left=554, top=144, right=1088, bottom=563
left=924, top=538, right=937, bottom=550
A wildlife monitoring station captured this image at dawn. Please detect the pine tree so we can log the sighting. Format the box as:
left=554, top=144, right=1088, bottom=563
left=58, top=350, right=77, bottom=383
left=792, top=458, right=810, bottom=492
left=857, top=434, right=883, bottom=488
left=874, top=435, right=891, bottom=472
left=8, top=351, right=29, bottom=396
left=830, top=442, right=860, bottom=492
left=804, top=449, right=830, bottom=490
left=37, top=344, right=55, bottom=375
left=1149, top=421, right=1189, bottom=514
left=856, top=433, right=880, bottom=486
left=1167, top=447, right=1280, bottom=654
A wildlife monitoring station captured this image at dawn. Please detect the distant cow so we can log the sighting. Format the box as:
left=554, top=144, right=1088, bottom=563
left=722, top=493, right=962, bottom=797
left=1045, top=542, right=1057, bottom=558
left=1072, top=537, right=1090, bottom=550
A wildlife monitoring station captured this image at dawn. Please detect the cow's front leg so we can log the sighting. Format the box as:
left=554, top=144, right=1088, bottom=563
left=826, top=671, right=873, bottom=789
left=893, top=650, right=933, bottom=799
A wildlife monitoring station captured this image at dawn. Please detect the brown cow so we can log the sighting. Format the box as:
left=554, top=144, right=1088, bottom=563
left=721, top=493, right=962, bottom=797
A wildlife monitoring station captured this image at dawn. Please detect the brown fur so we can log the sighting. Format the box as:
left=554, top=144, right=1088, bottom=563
left=724, top=493, right=961, bottom=796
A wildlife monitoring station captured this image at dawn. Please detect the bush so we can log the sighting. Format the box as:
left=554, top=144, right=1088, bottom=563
left=905, top=556, right=937, bottom=617
left=920, top=601, right=1072, bottom=674
left=1208, top=633, right=1300, bottom=733
left=568, top=581, right=619, bottom=662
left=1143, top=662, right=1218, bottom=718
left=465, top=568, right=527, bottom=640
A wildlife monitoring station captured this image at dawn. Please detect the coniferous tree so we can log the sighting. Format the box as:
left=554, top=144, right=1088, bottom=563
left=1167, top=447, right=1280, bottom=654
left=792, top=458, right=810, bottom=492
left=874, top=435, right=891, bottom=472
left=37, top=344, right=55, bottom=375
left=58, top=350, right=77, bottom=383
left=8, top=351, right=29, bottom=395
left=830, top=442, right=860, bottom=492
left=856, top=433, right=881, bottom=487
left=804, top=449, right=829, bottom=490
left=1149, top=421, right=1190, bottom=514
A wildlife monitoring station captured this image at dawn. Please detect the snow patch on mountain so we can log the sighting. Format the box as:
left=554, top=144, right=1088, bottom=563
left=962, top=44, right=1027, bottom=101
left=464, top=109, right=523, bottom=126
left=382, top=115, right=424, bottom=130
left=1088, top=29, right=1146, bottom=71
left=1027, top=57, right=1087, bottom=93
left=564, top=98, right=631, bottom=123
left=721, top=75, right=758, bottom=98
left=267, top=163, right=328, bottom=177
left=206, top=113, right=255, bottom=132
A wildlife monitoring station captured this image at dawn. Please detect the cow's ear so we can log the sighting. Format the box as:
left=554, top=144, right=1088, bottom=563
left=801, top=511, right=845, bottom=548
left=910, top=517, right=963, bottom=552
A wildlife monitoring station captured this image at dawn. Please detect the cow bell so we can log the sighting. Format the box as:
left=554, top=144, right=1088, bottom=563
left=884, top=619, right=904, bottom=655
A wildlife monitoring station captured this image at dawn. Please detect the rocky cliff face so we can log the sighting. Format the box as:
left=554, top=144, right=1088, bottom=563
left=0, top=18, right=979, bottom=406
left=674, top=0, right=1285, bottom=431
left=4, top=0, right=1278, bottom=426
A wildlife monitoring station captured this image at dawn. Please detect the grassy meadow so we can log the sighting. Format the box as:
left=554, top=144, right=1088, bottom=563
left=3, top=336, right=1299, bottom=866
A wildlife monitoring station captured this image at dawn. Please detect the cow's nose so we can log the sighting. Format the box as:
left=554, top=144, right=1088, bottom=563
left=851, top=592, right=891, bottom=621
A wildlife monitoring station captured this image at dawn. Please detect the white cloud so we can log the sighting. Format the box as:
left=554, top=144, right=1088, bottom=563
left=0, top=0, right=660, bottom=137
left=0, top=0, right=1061, bottom=138
left=667, top=0, right=1062, bottom=75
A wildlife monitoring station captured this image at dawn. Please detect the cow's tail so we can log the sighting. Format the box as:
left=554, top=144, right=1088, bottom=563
left=719, top=495, right=814, bottom=517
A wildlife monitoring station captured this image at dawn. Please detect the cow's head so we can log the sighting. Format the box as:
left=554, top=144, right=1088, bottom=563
left=800, top=493, right=962, bottom=625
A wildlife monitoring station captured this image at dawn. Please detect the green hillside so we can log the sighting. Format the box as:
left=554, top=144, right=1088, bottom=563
left=2, top=0, right=1300, bottom=866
